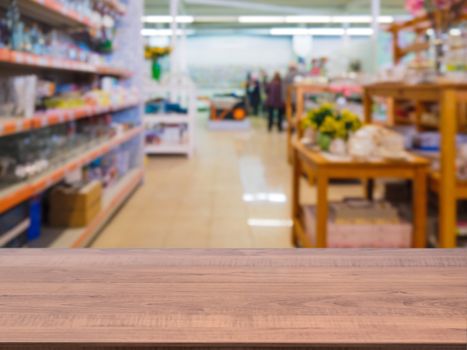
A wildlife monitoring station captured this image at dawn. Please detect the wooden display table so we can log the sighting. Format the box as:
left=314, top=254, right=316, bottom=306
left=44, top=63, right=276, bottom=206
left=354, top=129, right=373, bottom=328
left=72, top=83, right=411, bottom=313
left=0, top=249, right=466, bottom=350
left=286, top=83, right=335, bottom=163
left=292, top=138, right=430, bottom=248
left=364, top=82, right=467, bottom=248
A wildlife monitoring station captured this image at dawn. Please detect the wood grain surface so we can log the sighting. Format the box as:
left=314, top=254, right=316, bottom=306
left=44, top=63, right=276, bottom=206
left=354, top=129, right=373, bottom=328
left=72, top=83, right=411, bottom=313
left=0, top=249, right=466, bottom=350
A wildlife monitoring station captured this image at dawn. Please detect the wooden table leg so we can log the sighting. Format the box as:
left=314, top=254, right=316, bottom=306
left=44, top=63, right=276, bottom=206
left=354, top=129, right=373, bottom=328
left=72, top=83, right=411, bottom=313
left=439, top=89, right=457, bottom=248
left=291, top=148, right=301, bottom=247
left=315, top=173, right=328, bottom=248
left=365, top=179, right=375, bottom=201
left=363, top=90, right=373, bottom=124
left=413, top=168, right=427, bottom=248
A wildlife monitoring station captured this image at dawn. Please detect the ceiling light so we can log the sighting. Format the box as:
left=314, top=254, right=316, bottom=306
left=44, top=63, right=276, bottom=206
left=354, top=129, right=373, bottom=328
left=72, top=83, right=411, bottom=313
left=238, top=16, right=285, bottom=23
left=248, top=219, right=293, bottom=228
left=270, top=27, right=374, bottom=36
left=347, top=28, right=374, bottom=36
left=333, top=15, right=371, bottom=23
left=141, top=29, right=193, bottom=36
left=285, top=16, right=331, bottom=23
left=142, top=16, right=194, bottom=23
left=270, top=28, right=345, bottom=36
left=331, top=15, right=394, bottom=23
left=378, top=16, right=394, bottom=23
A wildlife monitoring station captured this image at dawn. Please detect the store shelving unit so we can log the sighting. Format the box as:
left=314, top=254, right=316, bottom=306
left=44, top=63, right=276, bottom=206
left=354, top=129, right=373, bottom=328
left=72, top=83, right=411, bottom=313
left=0, top=0, right=144, bottom=247
left=364, top=82, right=467, bottom=248
left=0, top=48, right=132, bottom=77
left=384, top=10, right=467, bottom=129
left=0, top=126, right=143, bottom=214
left=144, top=79, right=197, bottom=157
left=0, top=0, right=98, bottom=29
left=29, top=168, right=143, bottom=248
left=0, top=99, right=139, bottom=137
left=0, top=219, right=30, bottom=247
left=387, top=11, right=467, bottom=66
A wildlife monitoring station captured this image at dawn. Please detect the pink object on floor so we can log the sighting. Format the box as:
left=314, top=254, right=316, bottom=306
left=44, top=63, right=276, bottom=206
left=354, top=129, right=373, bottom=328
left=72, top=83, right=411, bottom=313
left=303, top=205, right=412, bottom=248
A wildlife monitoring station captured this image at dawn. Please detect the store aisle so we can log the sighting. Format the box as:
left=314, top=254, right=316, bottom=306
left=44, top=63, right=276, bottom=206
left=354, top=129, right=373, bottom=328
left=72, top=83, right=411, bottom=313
left=93, top=114, right=364, bottom=248
left=92, top=113, right=290, bottom=248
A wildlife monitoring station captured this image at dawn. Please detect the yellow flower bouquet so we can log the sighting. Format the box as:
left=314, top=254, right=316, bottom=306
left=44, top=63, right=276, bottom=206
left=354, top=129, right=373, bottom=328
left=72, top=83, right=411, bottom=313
left=301, top=103, right=362, bottom=152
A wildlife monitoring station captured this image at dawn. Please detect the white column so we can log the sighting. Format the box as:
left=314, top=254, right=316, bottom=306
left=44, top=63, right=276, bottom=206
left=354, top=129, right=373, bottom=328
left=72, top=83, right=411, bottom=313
left=371, top=0, right=380, bottom=73
left=170, top=0, right=179, bottom=100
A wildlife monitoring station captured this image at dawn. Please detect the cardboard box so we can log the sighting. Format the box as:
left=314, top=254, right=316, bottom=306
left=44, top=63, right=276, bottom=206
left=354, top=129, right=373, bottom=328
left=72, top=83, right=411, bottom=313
left=49, top=181, right=102, bottom=212
left=49, top=181, right=103, bottom=228
left=49, top=200, right=101, bottom=228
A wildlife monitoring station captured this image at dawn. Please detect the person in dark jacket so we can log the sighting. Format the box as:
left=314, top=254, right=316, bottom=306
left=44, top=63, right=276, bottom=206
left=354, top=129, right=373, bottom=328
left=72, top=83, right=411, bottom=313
left=265, top=72, right=284, bottom=132
left=247, top=75, right=261, bottom=116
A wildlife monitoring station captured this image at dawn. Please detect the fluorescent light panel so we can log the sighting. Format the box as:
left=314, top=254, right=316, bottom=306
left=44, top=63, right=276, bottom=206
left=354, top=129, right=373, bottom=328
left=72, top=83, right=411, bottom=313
left=285, top=16, right=331, bottom=23
left=142, top=15, right=194, bottom=23
left=141, top=28, right=193, bottom=36
left=347, top=28, right=374, bottom=36
left=238, top=15, right=392, bottom=24
left=270, top=27, right=373, bottom=36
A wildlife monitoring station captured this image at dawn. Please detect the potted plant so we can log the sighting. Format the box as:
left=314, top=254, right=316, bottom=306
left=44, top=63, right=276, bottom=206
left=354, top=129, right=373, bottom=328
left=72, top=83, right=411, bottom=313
left=301, top=103, right=362, bottom=154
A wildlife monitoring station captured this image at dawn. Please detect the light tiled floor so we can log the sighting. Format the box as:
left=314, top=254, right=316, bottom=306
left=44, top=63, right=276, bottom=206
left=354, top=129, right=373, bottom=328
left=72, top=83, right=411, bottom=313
left=92, top=114, right=364, bottom=248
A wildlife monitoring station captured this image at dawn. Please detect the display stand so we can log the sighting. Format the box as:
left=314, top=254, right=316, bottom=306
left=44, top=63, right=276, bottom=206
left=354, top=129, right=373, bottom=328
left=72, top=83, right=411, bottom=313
left=286, top=82, right=362, bottom=163
left=364, top=82, right=467, bottom=248
left=384, top=11, right=467, bottom=128
left=291, top=137, right=430, bottom=248
left=144, top=76, right=196, bottom=157
left=0, top=1, right=144, bottom=247
left=387, top=11, right=467, bottom=66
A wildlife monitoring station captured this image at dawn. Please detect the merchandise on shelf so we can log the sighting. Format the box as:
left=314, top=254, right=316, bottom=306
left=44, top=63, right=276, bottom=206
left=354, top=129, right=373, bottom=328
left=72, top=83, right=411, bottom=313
left=0, top=0, right=127, bottom=67
left=0, top=75, right=36, bottom=118
left=303, top=200, right=412, bottom=248
left=145, top=99, right=188, bottom=115
left=0, top=203, right=29, bottom=248
left=145, top=123, right=189, bottom=146
left=348, top=125, right=406, bottom=161
left=0, top=116, right=135, bottom=187
left=0, top=74, right=137, bottom=120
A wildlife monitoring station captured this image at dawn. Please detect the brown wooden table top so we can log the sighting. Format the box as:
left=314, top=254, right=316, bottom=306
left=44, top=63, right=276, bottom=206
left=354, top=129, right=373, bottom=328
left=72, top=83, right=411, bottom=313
left=0, top=249, right=466, bottom=350
left=364, top=81, right=467, bottom=91
left=293, top=138, right=429, bottom=168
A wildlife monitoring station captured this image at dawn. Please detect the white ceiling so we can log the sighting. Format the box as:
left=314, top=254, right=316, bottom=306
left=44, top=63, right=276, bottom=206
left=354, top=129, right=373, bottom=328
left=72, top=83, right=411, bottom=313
left=144, top=0, right=407, bottom=16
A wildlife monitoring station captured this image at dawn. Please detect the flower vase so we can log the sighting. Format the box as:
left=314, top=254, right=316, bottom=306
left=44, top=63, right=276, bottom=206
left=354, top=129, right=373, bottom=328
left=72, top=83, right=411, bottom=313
left=317, top=133, right=332, bottom=152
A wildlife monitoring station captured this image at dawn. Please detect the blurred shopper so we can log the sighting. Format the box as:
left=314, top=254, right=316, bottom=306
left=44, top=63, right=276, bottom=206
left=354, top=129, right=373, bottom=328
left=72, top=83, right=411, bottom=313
left=244, top=72, right=252, bottom=113
left=265, top=72, right=284, bottom=132
left=247, top=74, right=261, bottom=116
left=259, top=69, right=269, bottom=116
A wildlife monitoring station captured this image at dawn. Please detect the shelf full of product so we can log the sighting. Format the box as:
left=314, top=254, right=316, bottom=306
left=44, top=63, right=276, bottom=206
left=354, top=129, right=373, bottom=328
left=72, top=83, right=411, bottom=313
left=144, top=83, right=197, bottom=157
left=0, top=0, right=131, bottom=76
left=364, top=81, right=467, bottom=248
left=0, top=0, right=144, bottom=248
